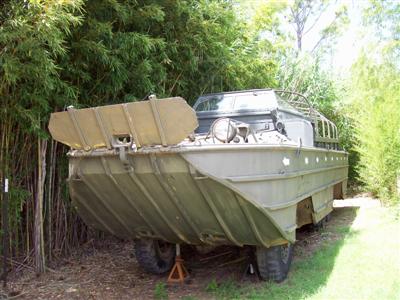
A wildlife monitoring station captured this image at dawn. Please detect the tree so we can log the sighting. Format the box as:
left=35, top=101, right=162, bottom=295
left=363, top=0, right=400, bottom=59
left=0, top=0, right=84, bottom=273
left=287, top=0, right=349, bottom=53
left=349, top=53, right=400, bottom=203
left=0, top=0, right=283, bottom=272
left=346, top=0, right=400, bottom=203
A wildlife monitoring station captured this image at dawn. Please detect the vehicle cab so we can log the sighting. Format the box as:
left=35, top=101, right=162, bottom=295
left=193, top=89, right=316, bottom=147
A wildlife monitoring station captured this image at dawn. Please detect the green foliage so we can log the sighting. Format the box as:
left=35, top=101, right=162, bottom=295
left=181, top=296, right=197, bottom=300
left=0, top=0, right=84, bottom=136
left=205, top=278, right=242, bottom=299
left=363, top=0, right=400, bottom=61
left=0, top=0, right=85, bottom=258
left=349, top=53, right=400, bottom=204
left=1, top=0, right=281, bottom=134
left=278, top=55, right=338, bottom=112
left=154, top=282, right=168, bottom=300
left=205, top=278, right=218, bottom=292
left=364, top=0, right=400, bottom=40
left=0, top=0, right=282, bottom=265
left=344, top=0, right=400, bottom=204
left=57, top=0, right=279, bottom=107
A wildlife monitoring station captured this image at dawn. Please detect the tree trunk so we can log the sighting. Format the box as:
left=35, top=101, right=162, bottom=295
left=34, top=138, right=47, bottom=273
left=297, top=30, right=302, bottom=51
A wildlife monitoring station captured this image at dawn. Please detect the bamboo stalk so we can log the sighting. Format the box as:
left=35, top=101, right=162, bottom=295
left=47, top=140, right=57, bottom=262
left=34, top=138, right=47, bottom=273
left=55, top=172, right=61, bottom=252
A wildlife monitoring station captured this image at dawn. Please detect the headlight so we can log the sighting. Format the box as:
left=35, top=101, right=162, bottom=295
left=211, top=118, right=237, bottom=143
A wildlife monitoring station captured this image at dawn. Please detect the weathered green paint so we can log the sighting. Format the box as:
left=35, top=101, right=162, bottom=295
left=50, top=97, right=349, bottom=247
left=68, top=145, right=348, bottom=246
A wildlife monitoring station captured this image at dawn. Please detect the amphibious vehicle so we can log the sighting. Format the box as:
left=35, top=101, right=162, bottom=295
left=48, top=89, right=348, bottom=282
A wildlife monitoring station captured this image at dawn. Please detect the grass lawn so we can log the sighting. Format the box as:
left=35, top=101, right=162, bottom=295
left=206, top=205, right=400, bottom=300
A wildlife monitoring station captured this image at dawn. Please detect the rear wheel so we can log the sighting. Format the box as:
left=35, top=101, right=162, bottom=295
left=134, top=239, right=175, bottom=274
left=314, top=212, right=332, bottom=230
left=325, top=211, right=332, bottom=222
left=256, top=243, right=294, bottom=282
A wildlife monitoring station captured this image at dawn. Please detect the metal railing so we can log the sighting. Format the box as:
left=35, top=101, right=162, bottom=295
left=275, top=90, right=339, bottom=148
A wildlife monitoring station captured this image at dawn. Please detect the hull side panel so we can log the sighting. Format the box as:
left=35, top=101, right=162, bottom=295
left=69, top=154, right=286, bottom=245
left=182, top=147, right=348, bottom=241
left=69, top=147, right=348, bottom=246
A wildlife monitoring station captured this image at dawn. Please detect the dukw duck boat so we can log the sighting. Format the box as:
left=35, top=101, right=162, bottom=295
left=49, top=89, right=348, bottom=282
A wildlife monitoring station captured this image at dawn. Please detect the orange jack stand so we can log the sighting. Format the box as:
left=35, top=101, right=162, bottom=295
left=167, top=245, right=189, bottom=284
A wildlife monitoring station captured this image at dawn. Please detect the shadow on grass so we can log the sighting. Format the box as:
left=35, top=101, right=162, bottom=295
left=207, top=206, right=359, bottom=300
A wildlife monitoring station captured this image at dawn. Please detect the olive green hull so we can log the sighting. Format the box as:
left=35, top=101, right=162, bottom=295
left=68, top=145, right=348, bottom=247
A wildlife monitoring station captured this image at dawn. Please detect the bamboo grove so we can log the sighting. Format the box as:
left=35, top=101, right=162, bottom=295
left=0, top=0, right=283, bottom=272
left=1, top=0, right=399, bottom=273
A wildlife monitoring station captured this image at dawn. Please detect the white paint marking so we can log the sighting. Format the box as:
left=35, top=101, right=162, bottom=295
left=282, top=157, right=290, bottom=166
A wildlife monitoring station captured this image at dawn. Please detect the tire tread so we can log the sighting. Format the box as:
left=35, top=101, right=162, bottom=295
left=134, top=239, right=174, bottom=274
left=256, top=244, right=293, bottom=283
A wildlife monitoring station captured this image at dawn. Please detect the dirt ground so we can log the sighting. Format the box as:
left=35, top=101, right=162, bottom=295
left=0, top=194, right=380, bottom=300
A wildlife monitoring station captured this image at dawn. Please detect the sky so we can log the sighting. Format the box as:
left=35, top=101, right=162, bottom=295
left=243, top=0, right=374, bottom=72
left=299, top=0, right=369, bottom=72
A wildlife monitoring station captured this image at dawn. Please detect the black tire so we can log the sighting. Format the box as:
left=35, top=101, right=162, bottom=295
left=314, top=220, right=324, bottom=231
left=314, top=212, right=332, bottom=231
left=325, top=211, right=332, bottom=222
left=256, top=243, right=294, bottom=283
left=134, top=239, right=175, bottom=274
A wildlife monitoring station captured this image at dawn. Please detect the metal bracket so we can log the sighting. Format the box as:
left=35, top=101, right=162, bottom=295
left=296, top=137, right=302, bottom=157
left=114, top=145, right=133, bottom=171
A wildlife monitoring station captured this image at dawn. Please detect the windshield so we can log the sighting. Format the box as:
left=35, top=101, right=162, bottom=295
left=195, top=90, right=278, bottom=112
left=195, top=95, right=235, bottom=111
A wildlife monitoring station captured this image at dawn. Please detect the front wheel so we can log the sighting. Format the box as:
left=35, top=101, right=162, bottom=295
left=256, top=243, right=294, bottom=283
left=134, top=239, right=175, bottom=274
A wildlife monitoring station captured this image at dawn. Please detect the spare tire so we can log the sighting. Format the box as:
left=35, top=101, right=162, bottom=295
left=134, top=239, right=175, bottom=274
left=256, top=243, right=294, bottom=283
